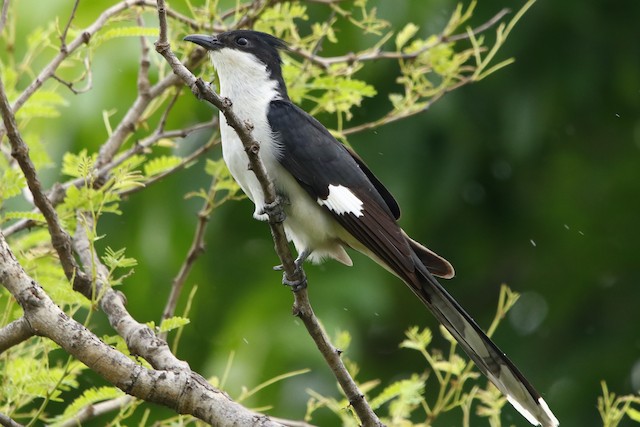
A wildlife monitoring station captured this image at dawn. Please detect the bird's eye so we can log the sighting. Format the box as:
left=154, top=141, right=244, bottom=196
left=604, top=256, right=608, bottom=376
left=236, top=37, right=248, bottom=46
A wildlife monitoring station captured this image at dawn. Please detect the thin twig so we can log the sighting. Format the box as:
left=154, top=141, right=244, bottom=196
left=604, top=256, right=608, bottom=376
left=447, top=8, right=510, bottom=42
left=136, top=12, right=152, bottom=96
left=51, top=57, right=94, bottom=94
left=289, top=7, right=510, bottom=70
left=0, top=75, right=92, bottom=295
left=0, top=0, right=10, bottom=35
left=154, top=2, right=383, bottom=426
left=342, top=76, right=471, bottom=136
left=60, top=0, right=81, bottom=52
left=2, top=119, right=215, bottom=237
left=159, top=174, right=216, bottom=339
left=0, top=317, right=34, bottom=354
left=55, top=396, right=134, bottom=427
left=118, top=136, right=217, bottom=197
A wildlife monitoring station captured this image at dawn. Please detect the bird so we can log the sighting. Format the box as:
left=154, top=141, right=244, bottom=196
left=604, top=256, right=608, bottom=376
left=184, top=30, right=559, bottom=427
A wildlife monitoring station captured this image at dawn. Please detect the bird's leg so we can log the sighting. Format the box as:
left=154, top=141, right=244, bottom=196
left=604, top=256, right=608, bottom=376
left=294, top=249, right=310, bottom=271
left=277, top=250, right=310, bottom=292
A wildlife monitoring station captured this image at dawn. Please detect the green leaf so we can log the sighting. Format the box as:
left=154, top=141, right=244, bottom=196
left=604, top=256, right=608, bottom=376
left=311, top=76, right=377, bottom=120
left=206, top=158, right=243, bottom=196
left=396, top=23, right=419, bottom=50
left=627, top=407, right=640, bottom=422
left=369, top=374, right=425, bottom=417
left=52, top=386, right=125, bottom=425
left=62, top=185, right=121, bottom=216
left=102, top=246, right=138, bottom=270
left=61, top=150, right=96, bottom=179
left=2, top=211, right=46, bottom=224
left=439, top=324, right=456, bottom=343
left=0, top=168, right=26, bottom=201
left=16, top=90, right=68, bottom=120
left=333, top=329, right=352, bottom=352
left=159, top=316, right=190, bottom=333
left=399, top=326, right=432, bottom=351
left=433, top=354, right=466, bottom=375
left=94, top=26, right=159, bottom=46
left=143, top=155, right=183, bottom=177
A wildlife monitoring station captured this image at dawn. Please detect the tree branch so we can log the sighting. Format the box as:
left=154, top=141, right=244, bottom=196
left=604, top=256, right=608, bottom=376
left=159, top=174, right=216, bottom=337
left=0, top=317, right=34, bottom=354
left=55, top=395, right=134, bottom=427
left=1, top=118, right=215, bottom=237
left=0, top=233, right=284, bottom=427
left=154, top=2, right=383, bottom=426
left=288, top=7, right=510, bottom=70
left=0, top=412, right=23, bottom=427
left=0, top=75, right=92, bottom=295
left=72, top=213, right=188, bottom=371
left=0, top=0, right=10, bottom=36
left=2, top=0, right=145, bottom=134
left=59, top=0, right=81, bottom=53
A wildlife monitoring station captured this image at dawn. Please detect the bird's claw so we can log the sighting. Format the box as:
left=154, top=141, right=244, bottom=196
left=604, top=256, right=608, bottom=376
left=282, top=270, right=307, bottom=292
left=259, top=197, right=286, bottom=224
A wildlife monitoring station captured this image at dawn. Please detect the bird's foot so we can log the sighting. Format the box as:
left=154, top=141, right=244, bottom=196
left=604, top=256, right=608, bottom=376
left=273, top=249, right=309, bottom=272
left=259, top=197, right=286, bottom=224
left=282, top=270, right=307, bottom=292
left=276, top=251, right=309, bottom=291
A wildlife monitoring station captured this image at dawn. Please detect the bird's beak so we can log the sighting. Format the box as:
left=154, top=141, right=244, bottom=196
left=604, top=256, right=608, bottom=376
left=183, top=34, right=222, bottom=51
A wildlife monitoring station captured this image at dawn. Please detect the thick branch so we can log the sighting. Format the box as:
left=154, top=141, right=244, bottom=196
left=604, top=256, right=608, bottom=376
left=73, top=214, right=187, bottom=371
left=0, top=317, right=34, bottom=354
left=0, top=233, right=283, bottom=427
left=0, top=412, right=23, bottom=427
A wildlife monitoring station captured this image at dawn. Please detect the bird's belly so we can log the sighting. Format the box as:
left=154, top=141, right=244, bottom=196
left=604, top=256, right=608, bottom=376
left=220, top=120, right=349, bottom=264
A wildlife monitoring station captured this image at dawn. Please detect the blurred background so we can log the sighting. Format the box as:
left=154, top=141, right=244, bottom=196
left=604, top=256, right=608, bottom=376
left=5, top=0, right=640, bottom=426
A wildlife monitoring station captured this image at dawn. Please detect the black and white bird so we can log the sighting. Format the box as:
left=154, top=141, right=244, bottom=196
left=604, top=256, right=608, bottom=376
left=184, top=30, right=559, bottom=427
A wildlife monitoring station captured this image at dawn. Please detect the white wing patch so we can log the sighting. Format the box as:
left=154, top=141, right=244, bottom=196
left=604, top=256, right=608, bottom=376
left=317, top=185, right=364, bottom=217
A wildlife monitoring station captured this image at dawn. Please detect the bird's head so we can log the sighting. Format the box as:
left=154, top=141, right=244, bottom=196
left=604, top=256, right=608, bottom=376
left=184, top=30, right=288, bottom=98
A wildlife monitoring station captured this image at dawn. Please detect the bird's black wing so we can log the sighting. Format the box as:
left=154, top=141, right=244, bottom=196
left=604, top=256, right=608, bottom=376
left=267, top=100, right=558, bottom=427
left=267, top=99, right=414, bottom=278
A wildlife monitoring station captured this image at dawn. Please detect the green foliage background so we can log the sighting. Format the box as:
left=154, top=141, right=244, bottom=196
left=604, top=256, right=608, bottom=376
left=1, top=0, right=639, bottom=426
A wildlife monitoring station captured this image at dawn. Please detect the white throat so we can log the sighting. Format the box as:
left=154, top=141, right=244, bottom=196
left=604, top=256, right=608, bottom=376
left=210, top=48, right=281, bottom=110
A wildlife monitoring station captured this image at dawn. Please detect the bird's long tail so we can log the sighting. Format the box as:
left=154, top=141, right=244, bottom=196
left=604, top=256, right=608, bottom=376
left=405, top=251, right=559, bottom=427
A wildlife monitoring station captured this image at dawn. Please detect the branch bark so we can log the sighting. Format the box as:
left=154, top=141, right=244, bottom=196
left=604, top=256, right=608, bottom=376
left=0, top=317, right=33, bottom=354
